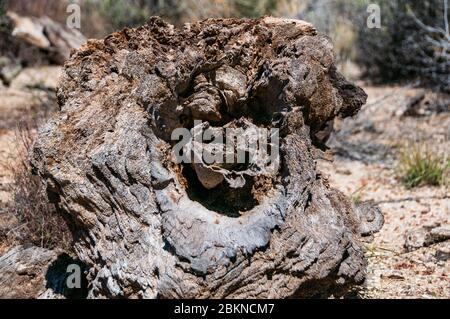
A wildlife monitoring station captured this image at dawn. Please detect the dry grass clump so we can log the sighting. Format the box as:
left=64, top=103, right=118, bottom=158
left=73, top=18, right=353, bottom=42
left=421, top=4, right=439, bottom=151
left=396, top=142, right=450, bottom=189
left=0, top=122, right=72, bottom=251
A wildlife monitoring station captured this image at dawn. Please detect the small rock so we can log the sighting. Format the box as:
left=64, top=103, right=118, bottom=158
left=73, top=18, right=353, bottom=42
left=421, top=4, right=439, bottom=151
left=404, top=227, right=430, bottom=252
left=430, top=225, right=450, bottom=243
left=435, top=242, right=450, bottom=262
left=404, top=224, right=450, bottom=252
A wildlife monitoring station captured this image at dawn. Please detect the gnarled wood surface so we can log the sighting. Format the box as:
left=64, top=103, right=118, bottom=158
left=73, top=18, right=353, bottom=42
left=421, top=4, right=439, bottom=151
left=31, top=17, right=383, bottom=298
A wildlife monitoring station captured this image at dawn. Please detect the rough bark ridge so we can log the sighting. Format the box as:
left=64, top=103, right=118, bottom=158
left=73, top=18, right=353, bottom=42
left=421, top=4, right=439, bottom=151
left=31, top=17, right=383, bottom=298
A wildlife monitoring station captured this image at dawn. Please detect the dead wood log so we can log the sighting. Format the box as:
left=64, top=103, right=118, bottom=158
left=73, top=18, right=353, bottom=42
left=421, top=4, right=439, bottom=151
left=31, top=17, right=383, bottom=298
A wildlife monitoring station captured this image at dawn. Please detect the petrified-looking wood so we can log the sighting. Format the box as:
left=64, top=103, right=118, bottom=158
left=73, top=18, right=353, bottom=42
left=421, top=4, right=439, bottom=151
left=31, top=17, right=383, bottom=298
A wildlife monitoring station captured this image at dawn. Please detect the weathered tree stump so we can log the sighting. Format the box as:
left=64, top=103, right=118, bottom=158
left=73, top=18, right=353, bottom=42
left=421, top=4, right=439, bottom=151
left=31, top=17, right=383, bottom=298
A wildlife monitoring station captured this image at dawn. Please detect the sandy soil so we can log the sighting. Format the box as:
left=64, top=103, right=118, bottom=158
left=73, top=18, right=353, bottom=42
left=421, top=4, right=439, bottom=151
left=319, top=85, right=450, bottom=298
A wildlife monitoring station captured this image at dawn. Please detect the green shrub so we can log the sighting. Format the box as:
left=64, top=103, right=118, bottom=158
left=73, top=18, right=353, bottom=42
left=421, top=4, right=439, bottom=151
left=84, top=0, right=189, bottom=35
left=92, top=0, right=150, bottom=33
left=233, top=0, right=277, bottom=18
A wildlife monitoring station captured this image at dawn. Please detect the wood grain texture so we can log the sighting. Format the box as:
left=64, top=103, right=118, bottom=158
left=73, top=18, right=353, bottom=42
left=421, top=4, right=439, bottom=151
left=31, top=17, right=383, bottom=298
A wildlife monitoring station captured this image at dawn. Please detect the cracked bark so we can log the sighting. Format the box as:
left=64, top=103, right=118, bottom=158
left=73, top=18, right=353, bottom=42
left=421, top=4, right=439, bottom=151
left=31, top=17, right=383, bottom=298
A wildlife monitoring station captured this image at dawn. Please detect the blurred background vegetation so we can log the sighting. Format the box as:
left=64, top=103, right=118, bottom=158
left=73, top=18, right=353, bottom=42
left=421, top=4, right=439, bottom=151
left=2, top=0, right=449, bottom=91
